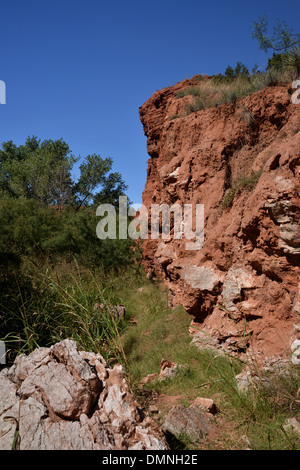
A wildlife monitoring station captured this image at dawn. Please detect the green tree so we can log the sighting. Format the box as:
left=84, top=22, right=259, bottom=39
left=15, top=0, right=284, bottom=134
left=234, top=61, right=250, bottom=78
left=266, top=52, right=287, bottom=71
left=0, top=136, right=128, bottom=209
left=213, top=62, right=250, bottom=84
left=224, top=65, right=235, bottom=80
left=74, top=154, right=127, bottom=209
left=251, top=15, right=300, bottom=52
left=0, top=136, right=76, bottom=205
left=0, top=136, right=134, bottom=277
left=252, top=15, right=300, bottom=77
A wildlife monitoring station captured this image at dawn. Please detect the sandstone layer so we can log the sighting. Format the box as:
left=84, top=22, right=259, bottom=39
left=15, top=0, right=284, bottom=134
left=139, top=76, right=300, bottom=361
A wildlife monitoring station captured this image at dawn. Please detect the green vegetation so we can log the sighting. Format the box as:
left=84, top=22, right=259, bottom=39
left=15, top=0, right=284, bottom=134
left=0, top=137, right=139, bottom=362
left=184, top=98, right=205, bottom=114
left=175, top=64, right=294, bottom=117
left=220, top=171, right=263, bottom=211
left=251, top=14, right=300, bottom=78
left=176, top=86, right=204, bottom=98
left=119, top=281, right=300, bottom=450
left=251, top=14, right=300, bottom=54
left=1, top=261, right=139, bottom=365
left=4, top=265, right=295, bottom=450
left=212, top=61, right=250, bottom=84
left=0, top=136, right=126, bottom=207
left=173, top=16, right=299, bottom=117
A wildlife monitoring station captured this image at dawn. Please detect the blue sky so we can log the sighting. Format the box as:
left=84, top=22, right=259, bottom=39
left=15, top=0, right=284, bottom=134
left=0, top=0, right=298, bottom=204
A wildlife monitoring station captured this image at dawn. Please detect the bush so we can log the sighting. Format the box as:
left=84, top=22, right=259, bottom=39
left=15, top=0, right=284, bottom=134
left=185, top=98, right=205, bottom=115
left=176, top=87, right=202, bottom=98
left=0, top=198, right=137, bottom=272
left=283, top=46, right=300, bottom=77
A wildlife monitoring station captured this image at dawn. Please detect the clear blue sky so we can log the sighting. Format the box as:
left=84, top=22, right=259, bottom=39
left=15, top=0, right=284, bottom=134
left=0, top=0, right=298, bottom=204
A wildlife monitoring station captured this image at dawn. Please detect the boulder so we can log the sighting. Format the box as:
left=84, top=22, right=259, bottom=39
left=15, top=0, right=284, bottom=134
left=283, top=418, right=300, bottom=435
left=162, top=404, right=213, bottom=442
left=0, top=340, right=168, bottom=450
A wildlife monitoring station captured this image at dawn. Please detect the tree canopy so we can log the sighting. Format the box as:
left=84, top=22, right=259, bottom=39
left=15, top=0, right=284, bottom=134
left=251, top=15, right=300, bottom=77
left=0, top=136, right=127, bottom=209
left=0, top=137, right=136, bottom=275
left=251, top=15, right=300, bottom=53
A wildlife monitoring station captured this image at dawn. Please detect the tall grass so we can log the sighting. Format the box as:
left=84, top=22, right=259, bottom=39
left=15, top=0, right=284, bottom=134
left=0, top=260, right=137, bottom=365
left=45, top=266, right=128, bottom=365
left=2, top=259, right=299, bottom=449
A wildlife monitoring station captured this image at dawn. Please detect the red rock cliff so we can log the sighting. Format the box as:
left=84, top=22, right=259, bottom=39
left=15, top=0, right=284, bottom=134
left=139, top=75, right=300, bottom=362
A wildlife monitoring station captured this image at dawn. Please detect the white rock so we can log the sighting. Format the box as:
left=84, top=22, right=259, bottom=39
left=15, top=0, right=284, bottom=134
left=0, top=340, right=168, bottom=450
left=183, top=265, right=221, bottom=290
left=291, top=339, right=300, bottom=365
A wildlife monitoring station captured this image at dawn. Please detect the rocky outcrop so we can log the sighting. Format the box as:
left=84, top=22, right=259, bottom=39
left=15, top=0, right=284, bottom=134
left=0, top=340, right=168, bottom=450
left=139, top=76, right=300, bottom=362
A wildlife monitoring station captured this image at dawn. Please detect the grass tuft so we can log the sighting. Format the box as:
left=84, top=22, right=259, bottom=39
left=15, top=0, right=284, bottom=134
left=174, top=68, right=294, bottom=117
left=220, top=170, right=263, bottom=211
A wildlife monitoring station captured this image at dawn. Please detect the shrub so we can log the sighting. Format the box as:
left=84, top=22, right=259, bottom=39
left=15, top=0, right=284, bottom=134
left=239, top=106, right=255, bottom=126
left=283, top=46, right=300, bottom=77
left=184, top=98, right=205, bottom=115
left=176, top=87, right=202, bottom=98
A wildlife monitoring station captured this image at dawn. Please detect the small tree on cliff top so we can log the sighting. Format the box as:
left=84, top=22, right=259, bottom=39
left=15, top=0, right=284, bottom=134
left=252, top=15, right=300, bottom=77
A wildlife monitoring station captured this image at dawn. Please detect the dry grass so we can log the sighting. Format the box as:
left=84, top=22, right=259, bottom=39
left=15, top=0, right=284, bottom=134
left=174, top=69, right=295, bottom=117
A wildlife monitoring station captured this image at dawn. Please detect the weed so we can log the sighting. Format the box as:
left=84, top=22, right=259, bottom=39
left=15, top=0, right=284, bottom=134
left=238, top=106, right=255, bottom=126
left=176, top=87, right=202, bottom=99
left=220, top=170, right=262, bottom=210
left=185, top=98, right=205, bottom=115
left=0, top=260, right=141, bottom=365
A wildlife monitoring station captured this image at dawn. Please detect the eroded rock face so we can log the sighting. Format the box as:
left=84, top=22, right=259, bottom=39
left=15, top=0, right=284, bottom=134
left=140, top=76, right=300, bottom=361
left=0, top=340, right=168, bottom=450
